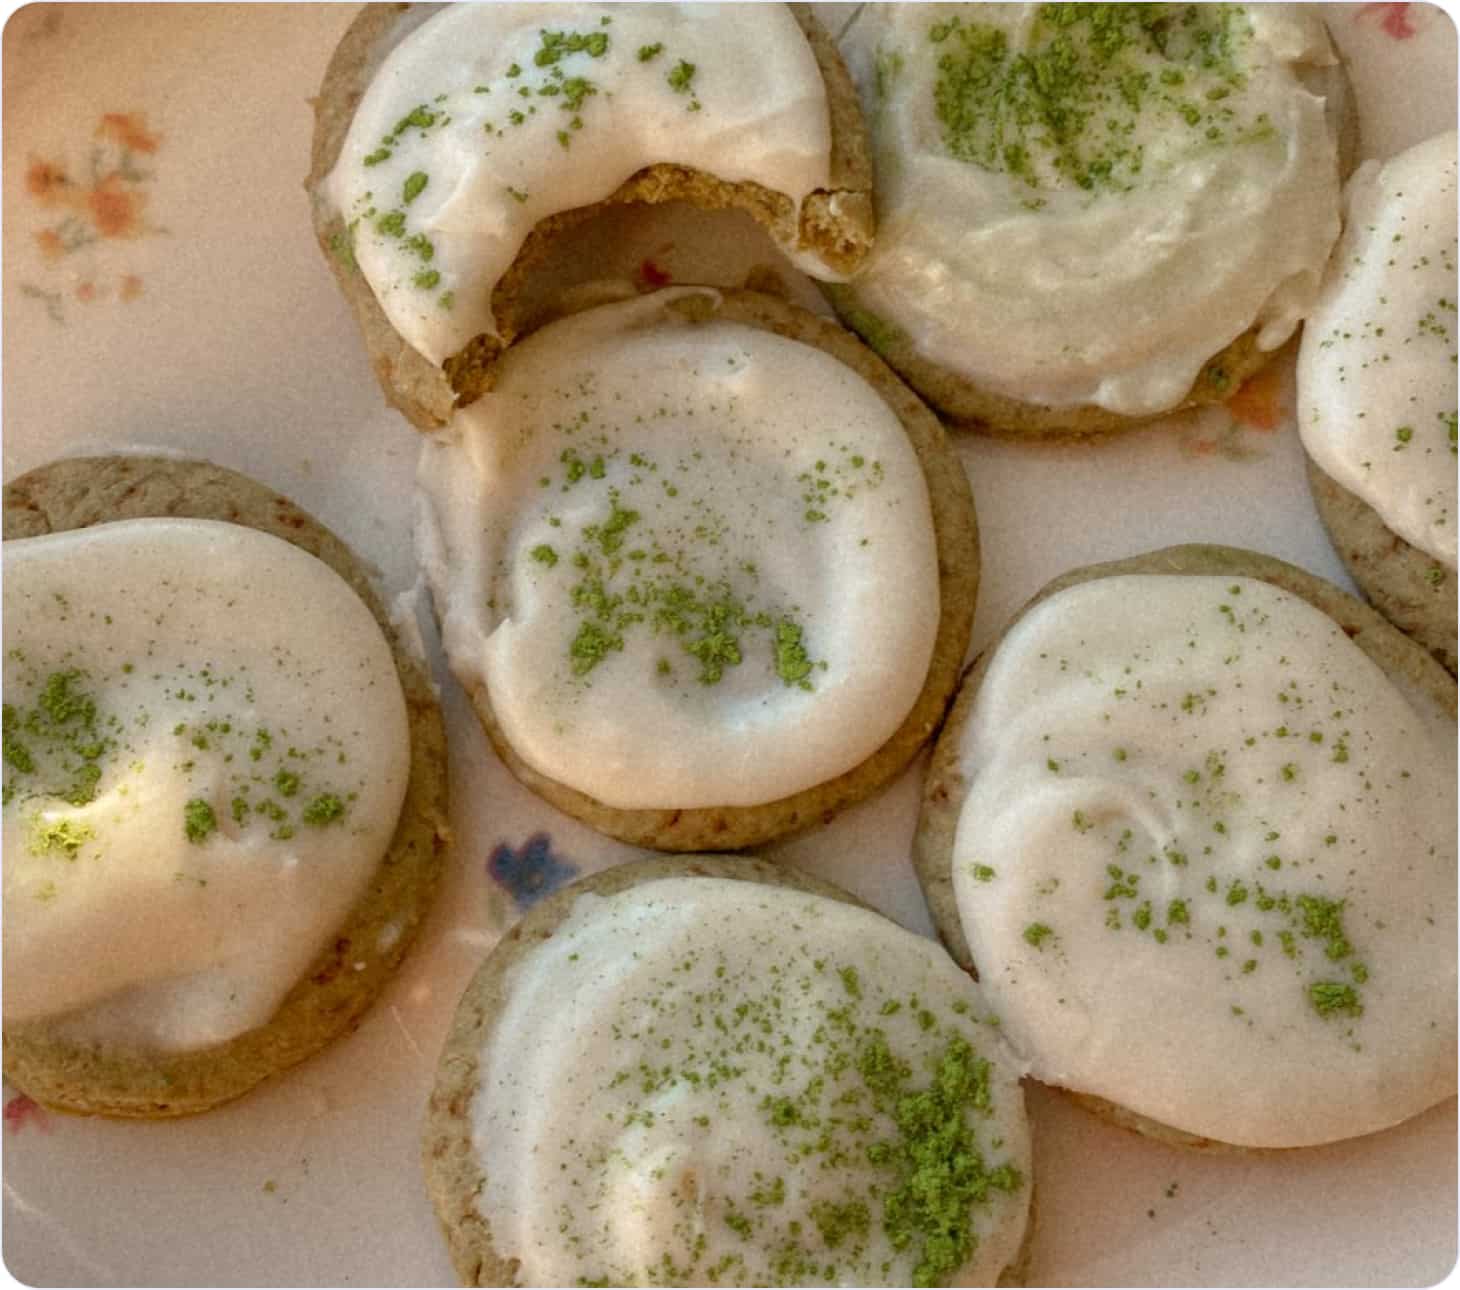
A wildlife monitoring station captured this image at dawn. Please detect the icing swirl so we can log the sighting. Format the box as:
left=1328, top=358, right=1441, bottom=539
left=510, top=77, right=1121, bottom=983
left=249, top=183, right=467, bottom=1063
left=840, top=3, right=1343, bottom=415
left=950, top=574, right=1455, bottom=1147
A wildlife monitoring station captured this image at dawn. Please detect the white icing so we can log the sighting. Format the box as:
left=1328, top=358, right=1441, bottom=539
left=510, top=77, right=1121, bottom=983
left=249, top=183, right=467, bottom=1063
left=473, top=876, right=1031, bottom=1287
left=839, top=3, right=1342, bottom=415
left=416, top=291, right=940, bottom=811
left=1298, top=130, right=1458, bottom=568
left=2, top=520, right=410, bottom=1052
left=950, top=575, right=1456, bottom=1148
left=326, top=2, right=834, bottom=365
left=389, top=573, right=438, bottom=698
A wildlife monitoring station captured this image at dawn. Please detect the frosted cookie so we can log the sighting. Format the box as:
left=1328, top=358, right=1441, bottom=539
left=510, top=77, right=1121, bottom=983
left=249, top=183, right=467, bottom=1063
left=915, top=545, right=1456, bottom=1150
left=828, top=4, right=1350, bottom=436
left=309, top=2, right=874, bottom=429
left=1298, top=131, right=1458, bottom=673
left=2, top=457, right=449, bottom=1118
left=417, top=287, right=977, bottom=851
left=424, top=855, right=1032, bottom=1288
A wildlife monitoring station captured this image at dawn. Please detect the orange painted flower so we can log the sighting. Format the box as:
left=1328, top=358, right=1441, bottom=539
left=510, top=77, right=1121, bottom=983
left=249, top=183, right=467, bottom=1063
left=1225, top=365, right=1285, bottom=431
left=21, top=107, right=162, bottom=310
left=33, top=228, right=65, bottom=260
left=97, top=112, right=160, bottom=154
left=86, top=172, right=147, bottom=239
left=25, top=158, right=69, bottom=202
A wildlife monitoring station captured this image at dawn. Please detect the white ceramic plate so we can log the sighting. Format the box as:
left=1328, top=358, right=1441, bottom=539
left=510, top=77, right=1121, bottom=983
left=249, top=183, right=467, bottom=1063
left=3, top=4, right=1455, bottom=1285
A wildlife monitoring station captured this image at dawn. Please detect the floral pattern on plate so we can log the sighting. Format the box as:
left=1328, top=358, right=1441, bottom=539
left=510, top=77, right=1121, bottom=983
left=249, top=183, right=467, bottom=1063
left=487, top=832, right=580, bottom=909
left=18, top=111, right=161, bottom=324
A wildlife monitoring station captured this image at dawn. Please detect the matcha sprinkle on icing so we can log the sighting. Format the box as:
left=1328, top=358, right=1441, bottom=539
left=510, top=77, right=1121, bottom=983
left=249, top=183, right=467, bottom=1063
left=811, top=1198, right=870, bottom=1250
left=183, top=798, right=217, bottom=844
left=863, top=1032, right=1023, bottom=1286
left=773, top=619, right=816, bottom=690
left=302, top=793, right=346, bottom=827
left=667, top=59, right=697, bottom=94
left=28, top=815, right=94, bottom=859
left=393, top=104, right=437, bottom=134
left=570, top=620, right=625, bottom=677
left=3, top=717, right=36, bottom=775
left=1296, top=894, right=1352, bottom=961
left=40, top=669, right=97, bottom=727
left=3, top=672, right=112, bottom=808
left=928, top=4, right=1263, bottom=194
left=1022, top=922, right=1054, bottom=949
left=1308, top=980, right=1363, bottom=1018
left=517, top=442, right=842, bottom=691
left=484, top=881, right=1028, bottom=1286
left=534, top=27, right=610, bottom=68
left=0, top=649, right=360, bottom=845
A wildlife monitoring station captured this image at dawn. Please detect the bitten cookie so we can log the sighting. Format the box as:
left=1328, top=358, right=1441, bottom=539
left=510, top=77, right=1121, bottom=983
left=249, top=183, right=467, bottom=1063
left=2, top=456, right=450, bottom=1117
left=424, top=855, right=1032, bottom=1287
left=308, top=2, right=875, bottom=429
left=415, top=287, right=978, bottom=851
left=915, top=545, right=1455, bottom=1150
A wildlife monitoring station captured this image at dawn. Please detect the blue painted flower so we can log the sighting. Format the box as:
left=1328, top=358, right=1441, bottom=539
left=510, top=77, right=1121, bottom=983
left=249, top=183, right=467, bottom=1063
left=487, top=832, right=578, bottom=909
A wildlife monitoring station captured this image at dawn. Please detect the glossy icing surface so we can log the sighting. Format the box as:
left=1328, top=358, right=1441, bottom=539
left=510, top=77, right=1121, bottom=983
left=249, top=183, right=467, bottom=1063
left=3, top=520, right=410, bottom=1051
left=951, top=575, right=1456, bottom=1147
left=841, top=3, right=1342, bottom=415
left=1298, top=130, right=1458, bottom=567
left=416, top=292, right=940, bottom=810
left=474, top=876, right=1031, bottom=1286
left=327, top=2, right=834, bottom=363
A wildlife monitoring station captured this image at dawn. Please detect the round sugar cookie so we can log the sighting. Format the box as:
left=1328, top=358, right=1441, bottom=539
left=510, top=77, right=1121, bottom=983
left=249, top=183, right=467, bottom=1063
left=915, top=544, right=1456, bottom=1150
left=826, top=3, right=1355, bottom=437
left=2, top=456, right=450, bottom=1118
left=416, top=286, right=978, bottom=851
left=308, top=2, right=875, bottom=430
left=1297, top=131, right=1458, bottom=674
left=423, top=854, right=1033, bottom=1288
